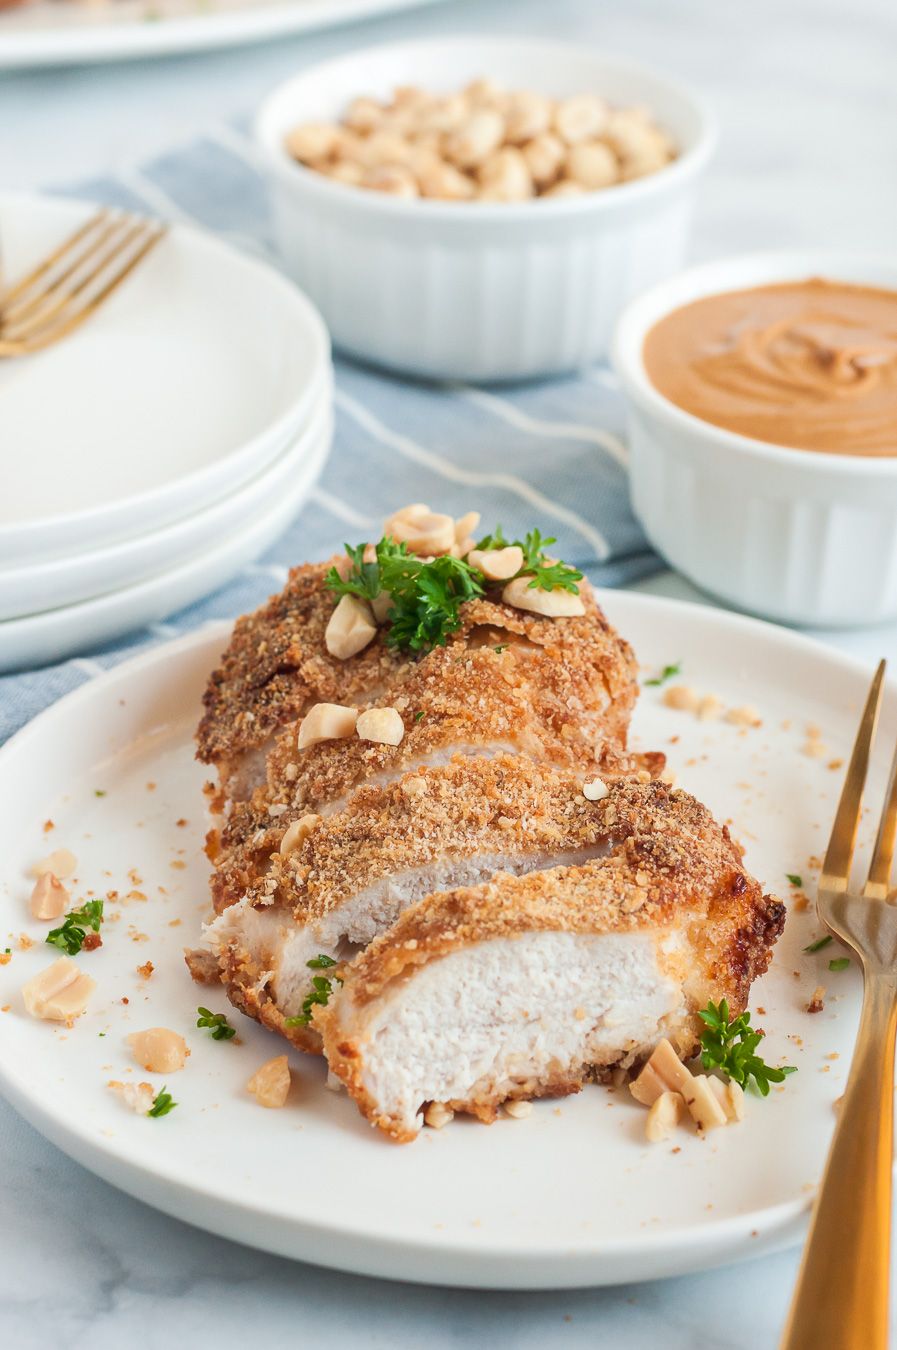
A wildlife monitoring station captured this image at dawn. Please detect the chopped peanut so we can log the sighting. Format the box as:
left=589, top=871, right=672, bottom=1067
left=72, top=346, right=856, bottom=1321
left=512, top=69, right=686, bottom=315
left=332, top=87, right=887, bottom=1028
left=630, top=1037, right=727, bottom=1131
left=554, top=94, right=609, bottom=145
left=31, top=848, right=77, bottom=880
left=662, top=685, right=699, bottom=713
left=502, top=576, right=585, bottom=617
left=704, top=1076, right=745, bottom=1123
left=108, top=1080, right=155, bottom=1115
left=582, top=777, right=609, bottom=801
left=30, top=872, right=69, bottom=921
left=247, top=1055, right=291, bottom=1108
left=280, top=814, right=321, bottom=855
left=503, top=1099, right=533, bottom=1119
left=565, top=141, right=618, bottom=189
left=384, top=504, right=455, bottom=556
left=356, top=706, right=405, bottom=746
left=645, top=1090, right=684, bottom=1142
left=370, top=590, right=394, bottom=624
left=285, top=123, right=340, bottom=165
left=630, top=1038, right=694, bottom=1105
left=808, top=985, right=826, bottom=1014
left=325, top=594, right=378, bottom=660
left=468, top=545, right=524, bottom=581
left=128, top=1027, right=190, bottom=1073
left=297, top=702, right=358, bottom=749
left=423, top=1102, right=454, bottom=1129
left=445, top=109, right=506, bottom=169
left=454, top=511, right=481, bottom=544
left=725, top=705, right=762, bottom=728
left=22, top=957, right=95, bottom=1021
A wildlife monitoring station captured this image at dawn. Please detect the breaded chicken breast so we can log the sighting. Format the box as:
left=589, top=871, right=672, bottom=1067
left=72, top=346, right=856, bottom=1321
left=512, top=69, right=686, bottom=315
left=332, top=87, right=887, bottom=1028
left=201, top=755, right=640, bottom=1047
left=317, top=781, right=785, bottom=1142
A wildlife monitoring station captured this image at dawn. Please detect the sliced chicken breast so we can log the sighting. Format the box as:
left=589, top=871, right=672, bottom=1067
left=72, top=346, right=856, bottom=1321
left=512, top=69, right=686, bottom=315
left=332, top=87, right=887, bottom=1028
left=200, top=755, right=640, bottom=1050
left=317, top=782, right=785, bottom=1142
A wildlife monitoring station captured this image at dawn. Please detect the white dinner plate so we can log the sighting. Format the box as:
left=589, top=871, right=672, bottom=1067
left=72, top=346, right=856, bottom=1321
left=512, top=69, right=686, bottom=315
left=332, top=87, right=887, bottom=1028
left=0, top=377, right=332, bottom=621
left=0, top=0, right=446, bottom=68
left=0, top=590, right=880, bottom=1287
left=0, top=194, right=331, bottom=566
left=0, top=410, right=331, bottom=671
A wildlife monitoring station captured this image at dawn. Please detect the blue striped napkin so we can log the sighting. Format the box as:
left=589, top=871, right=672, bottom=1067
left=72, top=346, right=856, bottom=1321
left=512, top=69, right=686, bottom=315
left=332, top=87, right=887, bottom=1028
left=0, top=123, right=659, bottom=747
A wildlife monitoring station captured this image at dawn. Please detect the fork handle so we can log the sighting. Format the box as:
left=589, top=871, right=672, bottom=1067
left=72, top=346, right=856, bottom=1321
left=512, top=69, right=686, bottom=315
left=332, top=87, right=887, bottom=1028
left=781, top=971, right=897, bottom=1350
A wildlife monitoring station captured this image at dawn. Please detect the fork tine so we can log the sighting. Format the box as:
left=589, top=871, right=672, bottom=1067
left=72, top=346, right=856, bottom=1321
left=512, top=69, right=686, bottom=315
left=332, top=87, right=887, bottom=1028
left=0, top=209, right=110, bottom=312
left=0, top=224, right=166, bottom=356
left=2, top=215, right=126, bottom=327
left=864, top=734, right=897, bottom=901
left=822, top=658, right=886, bottom=892
left=3, top=220, right=162, bottom=347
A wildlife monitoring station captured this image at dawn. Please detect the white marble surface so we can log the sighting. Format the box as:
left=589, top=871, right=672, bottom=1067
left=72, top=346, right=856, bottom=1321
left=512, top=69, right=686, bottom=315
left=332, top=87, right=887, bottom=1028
left=3, top=0, right=897, bottom=1345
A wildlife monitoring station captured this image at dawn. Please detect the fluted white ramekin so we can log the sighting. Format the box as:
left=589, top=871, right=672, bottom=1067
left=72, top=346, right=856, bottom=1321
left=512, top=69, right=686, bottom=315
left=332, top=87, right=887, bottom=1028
left=254, top=36, right=715, bottom=382
left=613, top=252, right=897, bottom=628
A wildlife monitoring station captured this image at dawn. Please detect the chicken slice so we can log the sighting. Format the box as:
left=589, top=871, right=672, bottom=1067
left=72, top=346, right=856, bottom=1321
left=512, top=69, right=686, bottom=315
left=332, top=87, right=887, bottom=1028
left=200, top=755, right=633, bottom=1049
left=196, top=567, right=639, bottom=809
left=316, top=782, right=785, bottom=1142
left=206, top=583, right=652, bottom=901
left=196, top=560, right=407, bottom=803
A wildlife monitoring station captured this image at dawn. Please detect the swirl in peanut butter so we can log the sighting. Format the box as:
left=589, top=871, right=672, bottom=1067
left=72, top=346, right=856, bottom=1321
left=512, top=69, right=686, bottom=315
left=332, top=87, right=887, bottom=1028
left=643, top=279, right=897, bottom=454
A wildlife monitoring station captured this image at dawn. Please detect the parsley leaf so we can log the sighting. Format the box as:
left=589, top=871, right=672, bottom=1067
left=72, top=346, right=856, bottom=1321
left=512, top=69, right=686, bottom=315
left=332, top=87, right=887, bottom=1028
left=829, top=957, right=851, bottom=972
left=645, top=663, right=682, bottom=687
left=147, top=1087, right=177, bottom=1118
left=474, top=525, right=583, bottom=594
left=196, top=1006, right=237, bottom=1040
left=284, top=956, right=343, bottom=1027
left=46, top=899, right=104, bottom=955
left=326, top=538, right=483, bottom=653
left=804, top=935, right=832, bottom=953
left=786, top=873, right=803, bottom=888
left=698, top=999, right=796, bottom=1097
left=324, top=541, right=382, bottom=604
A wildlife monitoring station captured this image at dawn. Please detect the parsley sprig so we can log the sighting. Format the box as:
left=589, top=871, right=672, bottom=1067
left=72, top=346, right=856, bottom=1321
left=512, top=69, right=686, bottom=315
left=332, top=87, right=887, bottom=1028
left=147, top=1087, right=177, bottom=1118
left=284, top=955, right=342, bottom=1028
left=476, top=526, right=584, bottom=594
left=196, top=1006, right=236, bottom=1041
left=46, top=899, right=104, bottom=955
left=325, top=524, right=584, bottom=655
left=326, top=538, right=483, bottom=653
left=698, top=999, right=796, bottom=1097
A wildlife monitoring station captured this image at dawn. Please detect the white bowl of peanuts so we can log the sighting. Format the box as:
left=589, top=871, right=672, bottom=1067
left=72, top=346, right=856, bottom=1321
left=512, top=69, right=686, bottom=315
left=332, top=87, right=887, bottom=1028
left=254, top=36, right=716, bottom=382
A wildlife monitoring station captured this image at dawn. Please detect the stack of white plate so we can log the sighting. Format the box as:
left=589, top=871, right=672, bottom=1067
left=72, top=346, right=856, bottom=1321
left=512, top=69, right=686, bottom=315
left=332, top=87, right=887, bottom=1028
left=0, top=194, right=333, bottom=674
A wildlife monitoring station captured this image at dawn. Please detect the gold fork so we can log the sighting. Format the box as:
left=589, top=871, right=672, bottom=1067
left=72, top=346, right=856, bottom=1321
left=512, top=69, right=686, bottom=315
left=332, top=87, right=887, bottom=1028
left=782, top=658, right=897, bottom=1350
left=0, top=208, right=167, bottom=357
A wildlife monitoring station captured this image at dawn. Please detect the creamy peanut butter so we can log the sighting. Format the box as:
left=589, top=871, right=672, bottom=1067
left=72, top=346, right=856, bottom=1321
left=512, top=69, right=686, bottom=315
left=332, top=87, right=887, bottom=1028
left=643, top=278, right=897, bottom=454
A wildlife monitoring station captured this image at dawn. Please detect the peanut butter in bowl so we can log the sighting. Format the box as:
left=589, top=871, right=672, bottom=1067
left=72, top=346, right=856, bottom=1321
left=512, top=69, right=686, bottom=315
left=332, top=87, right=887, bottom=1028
left=643, top=278, right=897, bottom=455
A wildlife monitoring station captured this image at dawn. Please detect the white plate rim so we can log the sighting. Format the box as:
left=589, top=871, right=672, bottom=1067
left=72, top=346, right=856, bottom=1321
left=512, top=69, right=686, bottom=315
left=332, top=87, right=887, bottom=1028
left=0, top=193, right=331, bottom=560
left=0, top=411, right=331, bottom=671
left=0, top=590, right=879, bottom=1287
left=0, top=0, right=447, bottom=69
left=0, top=376, right=332, bottom=620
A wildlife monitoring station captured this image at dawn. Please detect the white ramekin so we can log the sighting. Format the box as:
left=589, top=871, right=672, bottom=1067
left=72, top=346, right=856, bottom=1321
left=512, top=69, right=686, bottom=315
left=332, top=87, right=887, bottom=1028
left=253, top=36, right=716, bottom=382
left=612, top=252, right=897, bottom=628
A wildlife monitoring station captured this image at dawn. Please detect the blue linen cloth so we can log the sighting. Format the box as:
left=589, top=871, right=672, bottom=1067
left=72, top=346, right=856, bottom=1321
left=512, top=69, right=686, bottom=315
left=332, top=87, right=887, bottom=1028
left=0, top=124, right=659, bottom=746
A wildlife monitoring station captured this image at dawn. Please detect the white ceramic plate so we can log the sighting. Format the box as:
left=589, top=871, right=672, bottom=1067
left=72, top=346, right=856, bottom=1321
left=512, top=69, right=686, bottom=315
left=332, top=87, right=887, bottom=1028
left=0, top=195, right=331, bottom=565
left=0, top=591, right=880, bottom=1287
left=0, top=377, right=332, bottom=621
left=0, top=411, right=331, bottom=672
left=0, top=0, right=445, bottom=69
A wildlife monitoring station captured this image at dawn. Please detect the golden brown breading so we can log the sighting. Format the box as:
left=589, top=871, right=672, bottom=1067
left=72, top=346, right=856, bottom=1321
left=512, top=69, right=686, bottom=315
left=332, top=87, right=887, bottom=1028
left=196, top=565, right=638, bottom=802
left=195, top=559, right=407, bottom=785
left=318, top=780, right=785, bottom=1140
